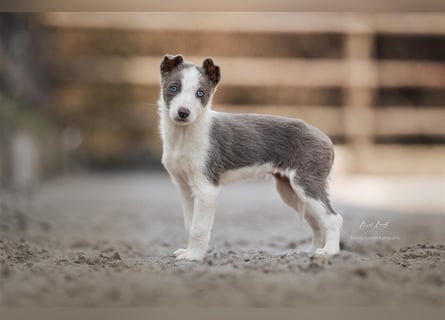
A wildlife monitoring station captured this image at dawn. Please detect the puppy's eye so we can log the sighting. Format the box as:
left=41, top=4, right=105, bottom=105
left=170, top=85, right=178, bottom=93
left=196, top=89, right=204, bottom=97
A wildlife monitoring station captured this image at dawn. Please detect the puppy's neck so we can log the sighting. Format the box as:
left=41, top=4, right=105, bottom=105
left=159, top=101, right=213, bottom=152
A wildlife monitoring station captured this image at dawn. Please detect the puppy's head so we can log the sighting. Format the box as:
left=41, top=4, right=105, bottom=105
left=159, top=54, right=220, bottom=126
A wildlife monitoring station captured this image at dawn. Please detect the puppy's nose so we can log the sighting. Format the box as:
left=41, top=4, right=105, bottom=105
left=178, top=107, right=190, bottom=119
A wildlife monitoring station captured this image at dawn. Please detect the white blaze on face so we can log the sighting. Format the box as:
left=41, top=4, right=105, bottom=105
left=169, top=67, right=203, bottom=125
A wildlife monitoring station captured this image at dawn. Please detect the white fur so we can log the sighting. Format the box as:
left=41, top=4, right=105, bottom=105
left=219, top=163, right=275, bottom=185
left=306, top=198, right=343, bottom=254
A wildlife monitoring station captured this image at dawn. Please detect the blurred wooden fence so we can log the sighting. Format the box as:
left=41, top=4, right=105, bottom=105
left=38, top=13, right=445, bottom=174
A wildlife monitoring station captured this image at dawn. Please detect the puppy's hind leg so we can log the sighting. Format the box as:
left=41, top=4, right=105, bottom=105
left=289, top=171, right=342, bottom=255
left=274, top=173, right=324, bottom=252
left=306, top=197, right=343, bottom=255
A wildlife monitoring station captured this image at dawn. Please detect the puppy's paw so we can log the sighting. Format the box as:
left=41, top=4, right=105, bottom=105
left=314, top=247, right=340, bottom=256
left=175, top=249, right=204, bottom=262
left=173, top=248, right=187, bottom=257
left=314, top=248, right=328, bottom=255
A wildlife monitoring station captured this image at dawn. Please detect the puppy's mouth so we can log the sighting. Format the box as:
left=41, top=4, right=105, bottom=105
left=173, top=117, right=191, bottom=125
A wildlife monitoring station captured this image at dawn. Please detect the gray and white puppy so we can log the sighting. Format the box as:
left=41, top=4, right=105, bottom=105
left=158, top=54, right=342, bottom=261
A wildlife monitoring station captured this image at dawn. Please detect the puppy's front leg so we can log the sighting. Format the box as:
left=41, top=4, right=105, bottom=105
left=178, top=183, right=194, bottom=234
left=173, top=183, right=194, bottom=257
left=175, top=184, right=219, bottom=261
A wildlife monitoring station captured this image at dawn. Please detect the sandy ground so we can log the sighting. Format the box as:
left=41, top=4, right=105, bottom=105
left=0, top=172, right=444, bottom=306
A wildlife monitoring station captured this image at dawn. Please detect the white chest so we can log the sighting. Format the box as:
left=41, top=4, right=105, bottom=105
left=161, top=126, right=210, bottom=186
left=163, top=148, right=208, bottom=189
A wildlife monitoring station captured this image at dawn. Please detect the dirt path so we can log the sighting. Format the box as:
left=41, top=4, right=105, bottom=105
left=0, top=173, right=444, bottom=306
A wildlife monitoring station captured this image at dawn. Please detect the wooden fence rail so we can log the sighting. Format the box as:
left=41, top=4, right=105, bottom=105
left=37, top=13, right=445, bottom=174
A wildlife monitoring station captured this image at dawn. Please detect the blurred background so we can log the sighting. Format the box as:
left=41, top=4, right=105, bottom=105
left=0, top=12, right=444, bottom=212
left=0, top=12, right=444, bottom=308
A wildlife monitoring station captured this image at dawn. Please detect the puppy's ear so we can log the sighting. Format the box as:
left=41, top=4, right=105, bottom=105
left=160, top=54, right=183, bottom=76
left=202, top=58, right=221, bottom=86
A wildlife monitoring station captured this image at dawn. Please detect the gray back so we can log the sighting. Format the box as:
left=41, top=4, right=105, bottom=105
left=205, top=112, right=335, bottom=206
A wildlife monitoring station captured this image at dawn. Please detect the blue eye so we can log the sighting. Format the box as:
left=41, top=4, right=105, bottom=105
left=196, top=89, right=204, bottom=97
left=170, top=85, right=177, bottom=93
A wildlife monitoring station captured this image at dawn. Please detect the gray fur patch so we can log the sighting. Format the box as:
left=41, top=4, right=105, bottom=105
left=161, top=62, right=194, bottom=108
left=205, top=113, right=335, bottom=211
left=196, top=72, right=216, bottom=107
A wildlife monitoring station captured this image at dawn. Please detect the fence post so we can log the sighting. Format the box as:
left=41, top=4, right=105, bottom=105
left=344, top=22, right=377, bottom=174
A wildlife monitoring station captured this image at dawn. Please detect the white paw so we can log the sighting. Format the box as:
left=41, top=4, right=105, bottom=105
left=314, top=248, right=328, bottom=255
left=175, top=249, right=205, bottom=262
left=173, top=248, right=187, bottom=257
left=311, top=246, right=321, bottom=253
left=314, top=247, right=340, bottom=256
left=310, top=240, right=325, bottom=253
